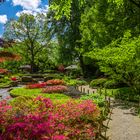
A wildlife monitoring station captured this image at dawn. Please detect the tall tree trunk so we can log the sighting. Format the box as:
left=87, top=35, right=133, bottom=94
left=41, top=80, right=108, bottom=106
left=79, top=55, right=86, bottom=77
left=30, top=45, right=35, bottom=73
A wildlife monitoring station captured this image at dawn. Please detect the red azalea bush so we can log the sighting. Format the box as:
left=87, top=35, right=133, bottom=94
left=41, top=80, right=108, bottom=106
left=46, top=79, right=65, bottom=85
left=26, top=82, right=47, bottom=89
left=0, top=68, right=8, bottom=74
left=42, top=85, right=68, bottom=93
left=0, top=96, right=100, bottom=140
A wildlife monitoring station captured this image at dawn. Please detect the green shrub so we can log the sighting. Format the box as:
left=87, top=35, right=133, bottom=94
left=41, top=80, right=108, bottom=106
left=44, top=70, right=56, bottom=73
left=67, top=69, right=82, bottom=78
left=44, top=74, right=64, bottom=81
left=104, top=79, right=119, bottom=89
left=113, top=88, right=139, bottom=102
left=90, top=78, right=107, bottom=88
left=63, top=76, right=87, bottom=86
left=0, top=76, right=12, bottom=88
left=99, top=87, right=139, bottom=102
left=80, top=93, right=105, bottom=107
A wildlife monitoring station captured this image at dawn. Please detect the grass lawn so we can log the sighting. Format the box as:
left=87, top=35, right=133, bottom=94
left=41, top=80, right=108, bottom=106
left=10, top=87, right=71, bottom=101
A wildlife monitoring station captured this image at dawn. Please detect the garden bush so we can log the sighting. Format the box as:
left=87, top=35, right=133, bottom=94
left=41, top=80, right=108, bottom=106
left=104, top=79, right=119, bottom=89
left=26, top=82, right=47, bottom=89
left=42, top=85, right=68, bottom=93
left=80, top=93, right=105, bottom=107
left=90, top=78, right=107, bottom=88
left=44, top=74, right=63, bottom=81
left=63, top=76, right=87, bottom=86
left=46, top=79, right=65, bottom=85
left=0, top=96, right=100, bottom=140
left=0, top=76, right=12, bottom=88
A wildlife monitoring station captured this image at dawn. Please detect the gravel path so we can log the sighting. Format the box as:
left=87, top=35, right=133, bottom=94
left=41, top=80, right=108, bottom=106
left=78, top=85, right=140, bottom=140
left=106, top=100, right=140, bottom=140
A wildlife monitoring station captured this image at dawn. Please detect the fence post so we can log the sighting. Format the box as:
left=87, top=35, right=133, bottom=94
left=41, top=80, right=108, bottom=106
left=0, top=95, right=2, bottom=100
left=139, top=95, right=140, bottom=108
left=80, top=86, right=82, bottom=92
left=83, top=88, right=85, bottom=93
left=112, top=90, right=113, bottom=97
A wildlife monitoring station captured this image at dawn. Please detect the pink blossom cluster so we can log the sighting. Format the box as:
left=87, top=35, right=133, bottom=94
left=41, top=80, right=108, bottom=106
left=0, top=96, right=100, bottom=140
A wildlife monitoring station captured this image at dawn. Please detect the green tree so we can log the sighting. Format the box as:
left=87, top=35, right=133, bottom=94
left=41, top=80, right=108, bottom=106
left=48, top=0, right=89, bottom=75
left=87, top=31, right=140, bottom=93
left=3, top=14, right=48, bottom=73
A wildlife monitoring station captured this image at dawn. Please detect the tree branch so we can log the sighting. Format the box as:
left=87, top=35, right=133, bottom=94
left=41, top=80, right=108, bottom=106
left=129, top=0, right=140, bottom=9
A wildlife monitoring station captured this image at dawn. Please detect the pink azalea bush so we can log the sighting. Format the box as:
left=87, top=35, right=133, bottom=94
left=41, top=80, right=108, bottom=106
left=0, top=96, right=100, bottom=140
left=42, top=85, right=68, bottom=93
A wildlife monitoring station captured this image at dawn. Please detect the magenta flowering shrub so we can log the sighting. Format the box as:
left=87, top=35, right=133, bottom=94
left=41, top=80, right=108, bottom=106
left=0, top=96, right=100, bottom=140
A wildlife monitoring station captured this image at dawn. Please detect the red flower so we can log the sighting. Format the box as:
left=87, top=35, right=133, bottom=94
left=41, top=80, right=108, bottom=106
left=11, top=77, right=17, bottom=81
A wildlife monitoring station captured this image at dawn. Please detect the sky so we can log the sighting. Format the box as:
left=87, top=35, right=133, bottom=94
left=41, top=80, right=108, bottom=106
left=0, top=0, right=49, bottom=37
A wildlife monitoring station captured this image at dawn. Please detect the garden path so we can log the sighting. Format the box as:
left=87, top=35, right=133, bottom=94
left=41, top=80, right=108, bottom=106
left=78, top=85, right=140, bottom=140
left=106, top=100, right=140, bottom=140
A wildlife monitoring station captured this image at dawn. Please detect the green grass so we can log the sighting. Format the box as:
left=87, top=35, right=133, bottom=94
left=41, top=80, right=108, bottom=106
left=10, top=87, right=71, bottom=101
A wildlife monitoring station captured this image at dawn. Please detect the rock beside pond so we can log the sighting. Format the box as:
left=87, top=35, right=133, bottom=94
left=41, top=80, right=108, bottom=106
left=65, top=86, right=85, bottom=98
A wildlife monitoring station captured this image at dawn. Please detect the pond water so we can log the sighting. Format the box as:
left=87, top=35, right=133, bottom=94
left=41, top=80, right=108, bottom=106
left=0, top=85, right=24, bottom=101
left=0, top=88, right=11, bottom=100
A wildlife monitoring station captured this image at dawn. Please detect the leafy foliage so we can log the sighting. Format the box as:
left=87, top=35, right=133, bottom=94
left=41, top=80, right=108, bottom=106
left=3, top=14, right=49, bottom=73
left=80, top=93, right=105, bottom=107
left=90, top=78, right=107, bottom=88
left=88, top=33, right=140, bottom=93
left=0, top=96, right=100, bottom=139
left=63, top=76, right=87, bottom=86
